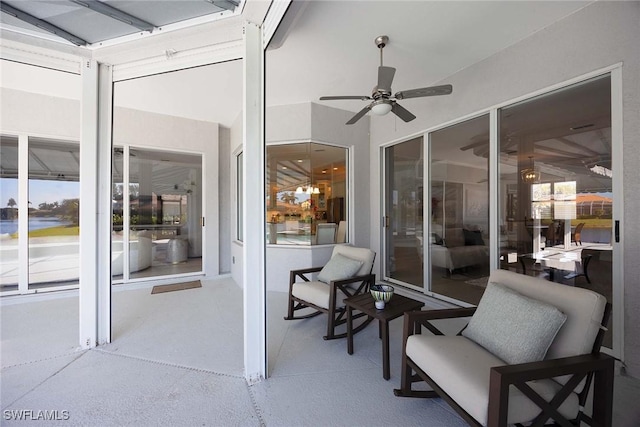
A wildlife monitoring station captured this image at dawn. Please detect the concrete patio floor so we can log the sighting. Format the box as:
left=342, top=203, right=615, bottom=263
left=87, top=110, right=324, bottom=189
left=1, top=278, right=639, bottom=426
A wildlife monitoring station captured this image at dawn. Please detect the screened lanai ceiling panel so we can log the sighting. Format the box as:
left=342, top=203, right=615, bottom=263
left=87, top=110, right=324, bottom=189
left=1, top=0, right=240, bottom=46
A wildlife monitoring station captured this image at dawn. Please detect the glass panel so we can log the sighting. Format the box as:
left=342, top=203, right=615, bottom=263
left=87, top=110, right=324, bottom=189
left=112, top=147, right=125, bottom=281
left=0, top=136, right=19, bottom=292
left=28, top=138, right=80, bottom=289
left=499, top=74, right=612, bottom=347
left=126, top=148, right=203, bottom=279
left=429, top=115, right=490, bottom=304
left=384, top=137, right=424, bottom=288
left=266, top=142, right=347, bottom=245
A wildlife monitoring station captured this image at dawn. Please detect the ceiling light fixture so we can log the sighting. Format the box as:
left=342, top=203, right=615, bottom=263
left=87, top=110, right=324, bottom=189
left=521, top=156, right=539, bottom=184
left=370, top=100, right=393, bottom=116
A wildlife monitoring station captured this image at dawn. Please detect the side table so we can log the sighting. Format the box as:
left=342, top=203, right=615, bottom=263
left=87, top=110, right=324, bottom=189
left=344, top=292, right=424, bottom=380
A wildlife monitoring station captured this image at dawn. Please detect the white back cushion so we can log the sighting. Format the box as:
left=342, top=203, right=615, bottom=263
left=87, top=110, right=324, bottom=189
left=488, top=269, right=606, bottom=360
left=331, top=245, right=375, bottom=277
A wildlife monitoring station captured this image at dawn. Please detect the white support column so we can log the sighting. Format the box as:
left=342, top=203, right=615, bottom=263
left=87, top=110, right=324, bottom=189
left=97, top=63, right=113, bottom=344
left=243, top=21, right=266, bottom=383
left=79, top=59, right=99, bottom=349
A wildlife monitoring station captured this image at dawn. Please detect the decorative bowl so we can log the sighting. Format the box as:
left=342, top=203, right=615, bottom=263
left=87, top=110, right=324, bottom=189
left=370, top=284, right=394, bottom=309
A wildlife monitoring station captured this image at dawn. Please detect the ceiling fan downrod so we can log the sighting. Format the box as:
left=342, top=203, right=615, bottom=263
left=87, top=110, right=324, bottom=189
left=375, top=35, right=388, bottom=66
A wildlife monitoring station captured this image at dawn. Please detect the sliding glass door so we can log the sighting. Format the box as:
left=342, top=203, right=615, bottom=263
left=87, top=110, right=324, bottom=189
left=383, top=137, right=424, bottom=288
left=498, top=74, right=614, bottom=347
left=429, top=115, right=490, bottom=305
left=112, top=146, right=203, bottom=282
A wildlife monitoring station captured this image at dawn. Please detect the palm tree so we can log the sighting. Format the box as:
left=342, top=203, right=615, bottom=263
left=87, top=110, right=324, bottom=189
left=7, top=198, right=16, bottom=208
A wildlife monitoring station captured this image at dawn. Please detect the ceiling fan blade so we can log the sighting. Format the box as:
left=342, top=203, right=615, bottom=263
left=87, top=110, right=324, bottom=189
left=391, top=102, right=416, bottom=122
left=346, top=105, right=372, bottom=125
left=320, top=95, right=372, bottom=101
left=394, top=84, right=453, bottom=100
left=377, top=66, right=396, bottom=92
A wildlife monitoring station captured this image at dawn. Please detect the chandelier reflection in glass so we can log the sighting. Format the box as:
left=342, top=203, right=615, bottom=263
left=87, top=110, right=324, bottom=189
left=521, top=156, right=539, bottom=184
left=296, top=185, right=320, bottom=195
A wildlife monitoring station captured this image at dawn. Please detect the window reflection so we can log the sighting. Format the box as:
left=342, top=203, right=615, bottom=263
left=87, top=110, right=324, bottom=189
left=0, top=136, right=19, bottom=291
left=266, top=142, right=347, bottom=245
left=429, top=115, right=490, bottom=305
left=498, top=74, right=613, bottom=347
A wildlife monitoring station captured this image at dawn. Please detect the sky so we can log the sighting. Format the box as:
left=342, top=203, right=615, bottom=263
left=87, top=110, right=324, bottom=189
left=1, top=179, right=79, bottom=208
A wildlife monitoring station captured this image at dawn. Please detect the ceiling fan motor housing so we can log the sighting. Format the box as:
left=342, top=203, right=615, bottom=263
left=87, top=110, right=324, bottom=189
left=375, top=35, right=389, bottom=49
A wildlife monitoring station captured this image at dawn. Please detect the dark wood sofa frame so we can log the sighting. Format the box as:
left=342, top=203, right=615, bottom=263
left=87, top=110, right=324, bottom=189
left=394, top=304, right=614, bottom=427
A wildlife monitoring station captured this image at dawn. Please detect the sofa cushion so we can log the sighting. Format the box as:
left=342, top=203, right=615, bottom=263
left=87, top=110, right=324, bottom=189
left=291, top=281, right=347, bottom=309
left=462, top=282, right=567, bottom=364
left=406, top=335, right=578, bottom=426
left=317, top=253, right=363, bottom=283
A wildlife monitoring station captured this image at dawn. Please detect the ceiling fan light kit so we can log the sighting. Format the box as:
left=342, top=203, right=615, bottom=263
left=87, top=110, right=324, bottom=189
left=371, top=100, right=393, bottom=115
left=319, top=35, right=453, bottom=125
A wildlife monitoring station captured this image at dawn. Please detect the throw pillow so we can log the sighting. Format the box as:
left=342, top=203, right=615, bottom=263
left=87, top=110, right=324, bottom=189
left=463, top=229, right=485, bottom=246
left=462, top=282, right=567, bottom=364
left=430, top=233, right=444, bottom=245
left=317, top=253, right=364, bottom=284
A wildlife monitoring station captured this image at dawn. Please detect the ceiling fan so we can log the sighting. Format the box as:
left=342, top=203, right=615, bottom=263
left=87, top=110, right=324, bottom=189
left=319, top=35, right=453, bottom=125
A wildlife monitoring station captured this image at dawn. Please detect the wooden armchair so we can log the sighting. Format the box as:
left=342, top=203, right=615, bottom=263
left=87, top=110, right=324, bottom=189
left=394, top=269, right=614, bottom=427
left=284, top=245, right=376, bottom=340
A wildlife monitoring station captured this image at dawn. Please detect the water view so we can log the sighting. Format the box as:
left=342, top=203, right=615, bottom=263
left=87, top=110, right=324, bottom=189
left=0, top=217, right=71, bottom=235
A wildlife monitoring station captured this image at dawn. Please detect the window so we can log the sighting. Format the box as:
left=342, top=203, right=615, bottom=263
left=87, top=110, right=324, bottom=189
left=266, top=142, right=348, bottom=245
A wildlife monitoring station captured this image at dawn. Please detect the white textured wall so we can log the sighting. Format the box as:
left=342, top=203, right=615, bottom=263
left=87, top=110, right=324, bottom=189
left=368, top=1, right=640, bottom=378
left=219, top=126, right=231, bottom=274
left=0, top=88, right=80, bottom=137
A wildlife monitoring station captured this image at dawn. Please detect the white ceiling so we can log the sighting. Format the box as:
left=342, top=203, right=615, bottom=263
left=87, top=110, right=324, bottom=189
left=266, top=0, right=592, bottom=114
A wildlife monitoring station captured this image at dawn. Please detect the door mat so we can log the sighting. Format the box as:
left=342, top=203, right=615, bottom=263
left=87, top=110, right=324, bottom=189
left=151, top=280, right=202, bottom=294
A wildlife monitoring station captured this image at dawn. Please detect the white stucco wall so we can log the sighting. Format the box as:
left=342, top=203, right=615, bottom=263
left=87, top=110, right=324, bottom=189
left=219, top=125, right=231, bottom=274
left=368, top=1, right=640, bottom=378
left=1, top=88, right=80, bottom=138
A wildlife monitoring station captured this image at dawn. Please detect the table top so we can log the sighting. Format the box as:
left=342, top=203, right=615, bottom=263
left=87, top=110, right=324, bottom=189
left=344, top=292, right=424, bottom=321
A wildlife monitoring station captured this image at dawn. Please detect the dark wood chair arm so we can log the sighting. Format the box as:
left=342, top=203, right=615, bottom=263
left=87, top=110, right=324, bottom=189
left=290, top=266, right=323, bottom=276
left=401, top=307, right=477, bottom=340
left=488, top=353, right=615, bottom=427
left=289, top=266, right=323, bottom=285
left=329, top=273, right=375, bottom=287
left=490, top=352, right=614, bottom=382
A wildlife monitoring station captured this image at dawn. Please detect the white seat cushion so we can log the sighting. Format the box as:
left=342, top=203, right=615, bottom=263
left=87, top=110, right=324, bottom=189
left=407, top=335, right=578, bottom=426
left=292, top=281, right=347, bottom=310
